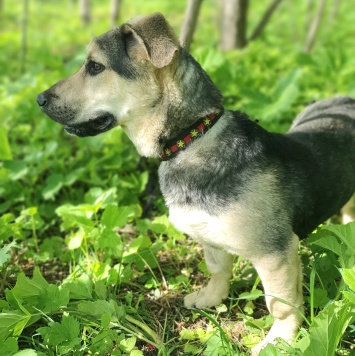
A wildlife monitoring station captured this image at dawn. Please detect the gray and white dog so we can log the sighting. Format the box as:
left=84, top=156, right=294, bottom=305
left=37, top=13, right=355, bottom=354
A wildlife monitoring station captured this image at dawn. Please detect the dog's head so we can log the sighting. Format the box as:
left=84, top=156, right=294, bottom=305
left=37, top=13, right=179, bottom=154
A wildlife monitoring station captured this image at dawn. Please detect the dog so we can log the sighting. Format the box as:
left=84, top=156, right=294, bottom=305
left=36, top=13, right=355, bottom=354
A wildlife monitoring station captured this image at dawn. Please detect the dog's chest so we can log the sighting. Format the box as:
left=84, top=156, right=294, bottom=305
left=168, top=205, right=256, bottom=257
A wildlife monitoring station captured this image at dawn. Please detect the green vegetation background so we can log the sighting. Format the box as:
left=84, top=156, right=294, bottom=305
left=0, top=1, right=355, bottom=355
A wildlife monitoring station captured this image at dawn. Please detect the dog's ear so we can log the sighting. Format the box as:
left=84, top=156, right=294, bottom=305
left=122, top=13, right=178, bottom=69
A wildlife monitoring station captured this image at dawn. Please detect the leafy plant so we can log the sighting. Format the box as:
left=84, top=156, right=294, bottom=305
left=1, top=0, right=355, bottom=355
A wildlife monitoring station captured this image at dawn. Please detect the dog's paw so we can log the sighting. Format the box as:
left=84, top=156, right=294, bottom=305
left=251, top=319, right=298, bottom=355
left=184, top=288, right=226, bottom=308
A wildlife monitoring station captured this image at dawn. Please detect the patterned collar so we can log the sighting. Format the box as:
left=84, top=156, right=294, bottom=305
left=160, top=107, right=224, bottom=161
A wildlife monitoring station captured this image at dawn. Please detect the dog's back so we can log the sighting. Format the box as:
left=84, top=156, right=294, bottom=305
left=286, top=96, right=355, bottom=233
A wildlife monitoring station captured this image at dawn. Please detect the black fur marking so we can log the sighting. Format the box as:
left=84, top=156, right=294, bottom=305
left=160, top=104, right=355, bottom=251
left=95, top=29, right=138, bottom=79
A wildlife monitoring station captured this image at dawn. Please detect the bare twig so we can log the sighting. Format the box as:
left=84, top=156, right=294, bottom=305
left=179, top=0, right=203, bottom=51
left=249, top=0, right=283, bottom=42
left=304, top=0, right=327, bottom=53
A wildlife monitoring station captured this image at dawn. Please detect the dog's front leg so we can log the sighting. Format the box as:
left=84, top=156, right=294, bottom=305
left=251, top=233, right=304, bottom=355
left=184, top=246, right=233, bottom=308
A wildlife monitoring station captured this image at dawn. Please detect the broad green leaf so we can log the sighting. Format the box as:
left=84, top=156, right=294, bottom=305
left=0, top=127, right=12, bottom=160
left=94, top=280, right=107, bottom=300
left=38, top=236, right=64, bottom=260
left=130, top=350, right=143, bottom=356
left=322, top=223, right=355, bottom=253
left=138, top=171, right=149, bottom=193
left=343, top=267, right=355, bottom=291
left=17, top=207, right=44, bottom=231
left=303, top=300, right=355, bottom=356
left=0, top=216, right=23, bottom=241
left=238, top=87, right=271, bottom=105
left=84, top=187, right=117, bottom=211
left=184, top=343, right=203, bottom=355
left=42, top=173, right=64, bottom=200
left=11, top=267, right=48, bottom=300
left=122, top=236, right=159, bottom=271
left=204, top=333, right=226, bottom=356
left=273, top=69, right=302, bottom=99
left=245, top=69, right=302, bottom=121
left=308, top=288, right=329, bottom=308
left=238, top=289, right=263, bottom=301
left=56, top=204, right=94, bottom=229
left=77, top=299, right=116, bottom=319
left=124, top=235, right=151, bottom=254
left=37, top=314, right=80, bottom=350
left=0, top=240, right=17, bottom=267
left=90, top=329, right=121, bottom=354
left=259, top=343, right=282, bottom=355
left=3, top=160, right=28, bottom=180
left=67, top=229, right=84, bottom=250
left=195, top=48, right=226, bottom=71
left=13, top=349, right=38, bottom=356
left=0, top=299, right=9, bottom=310
left=0, top=337, right=18, bottom=355
left=0, top=310, right=31, bottom=340
left=102, top=205, right=135, bottom=229
left=62, top=167, right=85, bottom=185
left=62, top=273, right=92, bottom=300
left=342, top=291, right=355, bottom=304
left=38, top=285, right=70, bottom=313
left=93, top=188, right=117, bottom=211
left=308, top=234, right=342, bottom=257
left=120, top=336, right=137, bottom=352
left=97, top=229, right=123, bottom=258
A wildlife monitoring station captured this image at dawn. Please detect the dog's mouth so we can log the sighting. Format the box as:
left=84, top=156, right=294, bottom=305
left=64, top=113, right=117, bottom=137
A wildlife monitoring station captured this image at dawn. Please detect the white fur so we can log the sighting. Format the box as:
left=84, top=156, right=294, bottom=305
left=342, top=195, right=355, bottom=224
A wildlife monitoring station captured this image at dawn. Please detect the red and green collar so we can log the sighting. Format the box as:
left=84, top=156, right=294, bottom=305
left=160, top=107, right=224, bottom=161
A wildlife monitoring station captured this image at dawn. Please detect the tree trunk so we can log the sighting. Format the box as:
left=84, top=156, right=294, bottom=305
left=179, top=0, right=203, bottom=51
left=304, top=0, right=327, bottom=53
left=110, top=0, right=120, bottom=28
left=79, top=0, right=91, bottom=25
left=249, top=0, right=283, bottom=42
left=220, top=0, right=249, bottom=50
left=305, top=0, right=314, bottom=32
left=329, top=0, right=340, bottom=23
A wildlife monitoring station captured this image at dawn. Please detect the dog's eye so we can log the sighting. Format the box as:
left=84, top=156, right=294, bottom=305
left=88, top=61, right=105, bottom=75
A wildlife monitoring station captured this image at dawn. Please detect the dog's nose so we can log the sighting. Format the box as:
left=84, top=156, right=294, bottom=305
left=36, top=92, right=48, bottom=107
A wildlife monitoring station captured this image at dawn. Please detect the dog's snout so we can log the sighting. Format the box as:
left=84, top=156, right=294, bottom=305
left=36, top=91, right=48, bottom=107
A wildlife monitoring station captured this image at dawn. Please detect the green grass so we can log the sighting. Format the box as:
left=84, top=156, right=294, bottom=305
left=1, top=0, right=355, bottom=355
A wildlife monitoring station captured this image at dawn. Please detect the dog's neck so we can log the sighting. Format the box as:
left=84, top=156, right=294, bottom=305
left=158, top=48, right=223, bottom=148
left=122, top=48, right=223, bottom=158
left=160, top=106, right=224, bottom=160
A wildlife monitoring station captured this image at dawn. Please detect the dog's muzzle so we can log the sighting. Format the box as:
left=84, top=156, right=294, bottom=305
left=36, top=90, right=117, bottom=137
left=36, top=92, right=48, bottom=107
left=64, top=114, right=116, bottom=137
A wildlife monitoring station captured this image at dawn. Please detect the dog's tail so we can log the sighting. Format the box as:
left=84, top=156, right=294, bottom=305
left=289, top=96, right=355, bottom=132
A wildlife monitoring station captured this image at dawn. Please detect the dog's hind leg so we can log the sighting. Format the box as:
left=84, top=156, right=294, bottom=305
left=184, top=246, right=233, bottom=308
left=342, top=194, right=355, bottom=224
left=251, top=233, right=304, bottom=355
